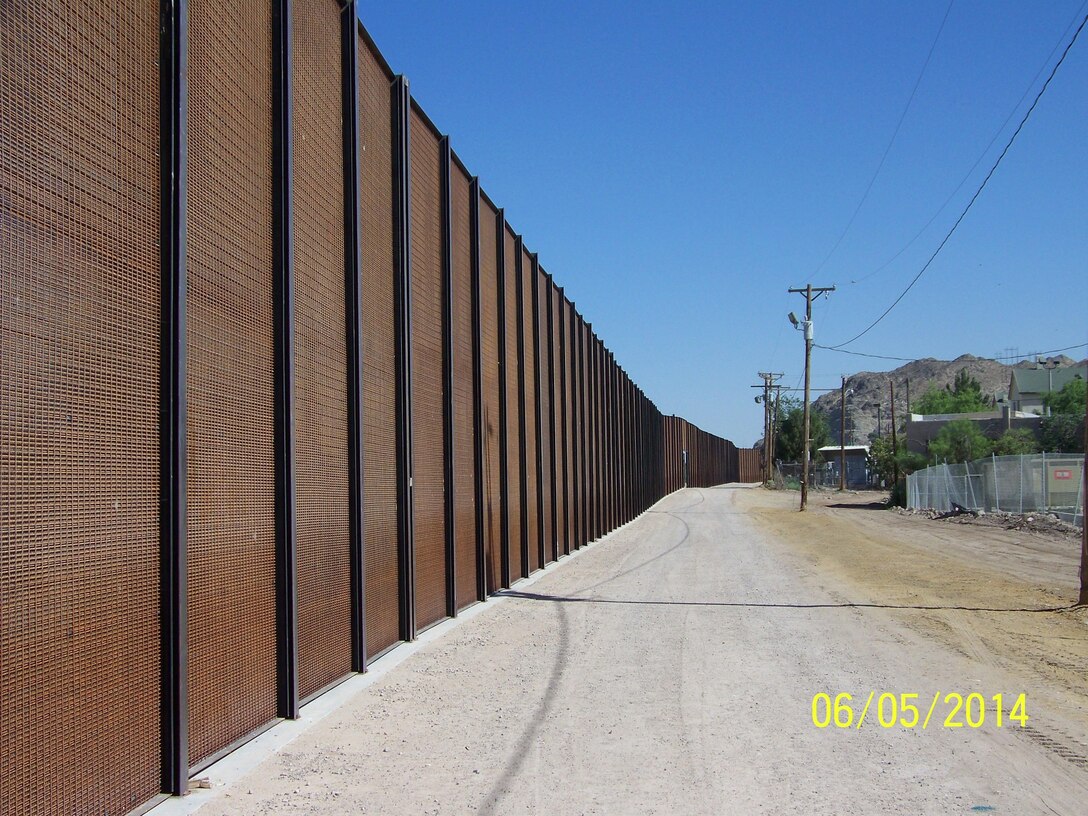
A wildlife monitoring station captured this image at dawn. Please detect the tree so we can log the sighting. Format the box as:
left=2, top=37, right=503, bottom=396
left=868, top=436, right=927, bottom=485
left=775, top=406, right=831, bottom=463
left=867, top=436, right=899, bottom=485
left=929, top=419, right=992, bottom=463
left=911, top=369, right=990, bottom=415
left=1043, top=375, right=1086, bottom=416
left=768, top=394, right=799, bottom=435
left=991, top=428, right=1039, bottom=456
left=1040, top=414, right=1085, bottom=453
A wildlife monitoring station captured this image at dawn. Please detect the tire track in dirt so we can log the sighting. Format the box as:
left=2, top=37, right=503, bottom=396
left=477, top=601, right=571, bottom=816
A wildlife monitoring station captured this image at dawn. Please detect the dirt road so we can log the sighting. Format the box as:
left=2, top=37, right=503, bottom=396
left=188, top=486, right=1088, bottom=815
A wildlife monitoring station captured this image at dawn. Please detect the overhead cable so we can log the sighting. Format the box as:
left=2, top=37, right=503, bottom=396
left=825, top=10, right=1088, bottom=350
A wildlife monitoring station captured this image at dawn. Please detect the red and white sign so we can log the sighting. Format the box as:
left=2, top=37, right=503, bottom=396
left=1053, top=469, right=1073, bottom=480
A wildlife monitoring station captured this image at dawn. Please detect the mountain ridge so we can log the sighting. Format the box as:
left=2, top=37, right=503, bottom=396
left=805, top=353, right=1085, bottom=447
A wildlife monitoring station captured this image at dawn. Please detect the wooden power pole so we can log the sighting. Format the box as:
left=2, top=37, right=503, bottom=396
left=1080, top=380, right=1087, bottom=605
left=788, top=284, right=835, bottom=511
left=754, top=372, right=783, bottom=484
left=840, top=376, right=846, bottom=491
left=890, top=380, right=898, bottom=489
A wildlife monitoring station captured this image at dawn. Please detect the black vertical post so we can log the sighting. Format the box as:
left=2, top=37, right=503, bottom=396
left=627, top=378, right=633, bottom=519
left=617, top=363, right=623, bottom=525
left=440, top=136, right=456, bottom=618
left=619, top=372, right=626, bottom=522
left=160, top=0, right=188, bottom=793
left=622, top=374, right=631, bottom=520
left=605, top=351, right=612, bottom=531
left=391, top=75, right=416, bottom=641
left=546, top=278, right=558, bottom=561
left=634, top=388, right=638, bottom=512
left=612, top=361, right=617, bottom=526
left=530, top=255, right=544, bottom=569
left=600, top=347, right=607, bottom=532
left=629, top=380, right=635, bottom=517
left=586, top=323, right=595, bottom=542
left=609, top=352, right=614, bottom=529
left=628, top=378, right=633, bottom=518
left=495, top=212, right=510, bottom=589
left=578, top=318, right=588, bottom=547
left=469, top=179, right=486, bottom=601
left=514, top=238, right=529, bottom=578
left=340, top=0, right=366, bottom=674
left=588, top=332, right=597, bottom=540
left=596, top=336, right=603, bottom=536
left=557, top=291, right=568, bottom=556
left=272, top=0, right=299, bottom=721
left=606, top=348, right=613, bottom=532
left=570, top=307, right=578, bottom=546
left=605, top=352, right=611, bottom=531
left=634, top=388, right=640, bottom=512
left=636, top=387, right=642, bottom=512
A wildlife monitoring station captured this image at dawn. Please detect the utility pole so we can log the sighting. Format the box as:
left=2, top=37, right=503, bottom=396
left=1079, top=378, right=1087, bottom=605
left=788, top=284, right=835, bottom=511
left=768, top=386, right=781, bottom=475
left=840, top=376, right=846, bottom=491
left=889, top=381, right=898, bottom=489
left=753, top=372, right=783, bottom=484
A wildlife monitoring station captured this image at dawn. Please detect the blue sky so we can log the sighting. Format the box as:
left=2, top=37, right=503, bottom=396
left=358, top=1, right=1087, bottom=446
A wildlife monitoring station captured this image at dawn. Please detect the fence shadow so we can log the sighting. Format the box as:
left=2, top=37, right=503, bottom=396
left=496, top=589, right=1077, bottom=615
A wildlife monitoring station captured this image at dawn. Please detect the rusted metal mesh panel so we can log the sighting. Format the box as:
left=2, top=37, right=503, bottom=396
left=662, top=416, right=676, bottom=492
left=614, top=372, right=622, bottom=523
left=619, top=377, right=626, bottom=520
left=565, top=300, right=578, bottom=551
left=450, top=164, right=477, bottom=610
left=579, top=321, right=592, bottom=545
left=606, top=357, right=613, bottom=528
left=292, top=0, right=352, bottom=699
left=0, top=2, right=161, bottom=812
left=609, top=367, right=616, bottom=523
left=357, top=39, right=400, bottom=657
left=619, top=376, right=628, bottom=523
left=630, top=384, right=635, bottom=515
left=503, top=226, right=522, bottom=580
left=675, top=418, right=683, bottom=491
left=520, top=250, right=539, bottom=573
left=537, top=271, right=553, bottom=562
left=479, top=202, right=502, bottom=593
left=409, top=110, right=448, bottom=630
left=186, top=0, right=278, bottom=767
left=613, top=366, right=621, bottom=523
left=625, top=382, right=632, bottom=516
left=579, top=325, right=590, bottom=541
left=550, top=285, right=565, bottom=557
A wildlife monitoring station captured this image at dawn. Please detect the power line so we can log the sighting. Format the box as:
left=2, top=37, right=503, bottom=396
left=825, top=10, right=1088, bottom=350
left=814, top=341, right=1088, bottom=364
left=808, top=0, right=955, bottom=281
left=847, top=0, right=1088, bottom=287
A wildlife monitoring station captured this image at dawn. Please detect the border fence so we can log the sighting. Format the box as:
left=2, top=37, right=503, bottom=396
left=907, top=454, right=1085, bottom=528
left=0, top=3, right=740, bottom=814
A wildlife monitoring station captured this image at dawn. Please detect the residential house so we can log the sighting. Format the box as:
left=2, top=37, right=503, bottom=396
left=1009, top=364, right=1086, bottom=415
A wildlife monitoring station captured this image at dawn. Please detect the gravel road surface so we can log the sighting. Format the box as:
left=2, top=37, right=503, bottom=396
left=190, top=485, right=1088, bottom=815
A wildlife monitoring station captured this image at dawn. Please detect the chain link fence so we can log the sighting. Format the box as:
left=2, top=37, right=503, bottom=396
left=907, top=453, right=1084, bottom=528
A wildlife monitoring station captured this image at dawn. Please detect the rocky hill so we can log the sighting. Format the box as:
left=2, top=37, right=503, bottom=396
left=811, top=354, right=1082, bottom=445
